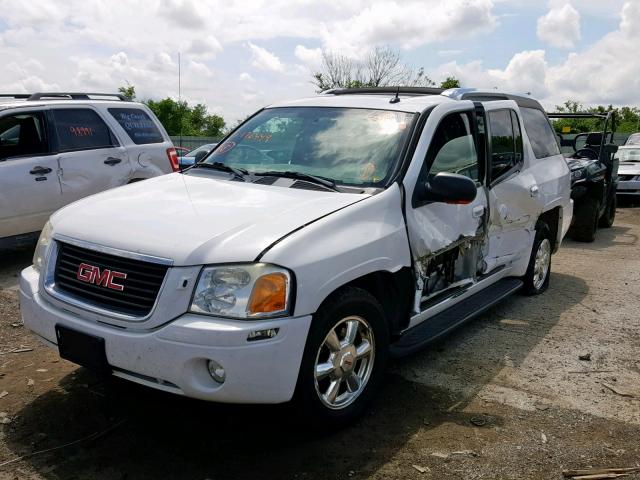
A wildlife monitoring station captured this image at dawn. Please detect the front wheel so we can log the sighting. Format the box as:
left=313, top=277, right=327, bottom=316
left=294, top=287, right=389, bottom=429
left=570, top=197, right=599, bottom=242
left=599, top=194, right=616, bottom=228
left=522, top=224, right=552, bottom=295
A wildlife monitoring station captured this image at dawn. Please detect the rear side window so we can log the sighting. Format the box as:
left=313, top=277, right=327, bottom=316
left=0, top=111, right=49, bottom=160
left=520, top=107, right=560, bottom=159
left=52, top=109, right=116, bottom=152
left=108, top=108, right=164, bottom=145
left=489, top=109, right=523, bottom=183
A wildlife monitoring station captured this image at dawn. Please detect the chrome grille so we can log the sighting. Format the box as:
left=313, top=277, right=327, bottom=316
left=53, top=241, right=168, bottom=317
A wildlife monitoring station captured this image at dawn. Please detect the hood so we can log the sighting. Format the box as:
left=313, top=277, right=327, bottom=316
left=565, top=158, right=592, bottom=170
left=51, top=173, right=367, bottom=265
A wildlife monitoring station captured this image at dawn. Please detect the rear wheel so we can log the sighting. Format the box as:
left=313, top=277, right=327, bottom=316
left=522, top=224, right=552, bottom=295
left=599, top=193, right=616, bottom=228
left=295, top=287, right=388, bottom=429
left=570, top=197, right=599, bottom=242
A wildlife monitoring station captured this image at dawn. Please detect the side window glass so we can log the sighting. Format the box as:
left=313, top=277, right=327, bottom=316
left=51, top=109, right=116, bottom=152
left=489, top=109, right=520, bottom=182
left=0, top=112, right=49, bottom=161
left=422, top=111, right=479, bottom=183
left=520, top=107, right=561, bottom=159
left=108, top=108, right=164, bottom=145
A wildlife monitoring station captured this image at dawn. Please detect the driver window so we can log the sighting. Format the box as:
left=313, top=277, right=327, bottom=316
left=420, top=111, right=479, bottom=183
left=0, top=112, right=49, bottom=161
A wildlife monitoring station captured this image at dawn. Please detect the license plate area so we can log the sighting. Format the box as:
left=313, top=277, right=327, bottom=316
left=55, top=324, right=111, bottom=374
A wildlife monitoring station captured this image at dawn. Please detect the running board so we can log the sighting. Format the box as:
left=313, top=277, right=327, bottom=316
left=390, top=278, right=523, bottom=358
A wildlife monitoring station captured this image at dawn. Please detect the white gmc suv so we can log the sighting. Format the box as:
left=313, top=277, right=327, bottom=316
left=20, top=87, right=572, bottom=427
left=0, top=92, right=178, bottom=248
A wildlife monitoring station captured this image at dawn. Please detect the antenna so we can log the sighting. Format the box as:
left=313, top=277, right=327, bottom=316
left=178, top=52, right=183, bottom=151
left=389, top=86, right=400, bottom=104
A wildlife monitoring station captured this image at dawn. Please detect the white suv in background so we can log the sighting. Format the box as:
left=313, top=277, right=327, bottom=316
left=20, top=87, right=572, bottom=428
left=0, top=92, right=178, bottom=247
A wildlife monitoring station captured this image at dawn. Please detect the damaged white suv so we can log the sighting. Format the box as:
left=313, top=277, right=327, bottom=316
left=20, top=87, right=572, bottom=426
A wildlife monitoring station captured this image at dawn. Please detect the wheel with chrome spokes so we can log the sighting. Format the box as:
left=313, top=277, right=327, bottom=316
left=295, top=287, right=389, bottom=428
left=522, top=223, right=552, bottom=295
left=314, top=315, right=375, bottom=409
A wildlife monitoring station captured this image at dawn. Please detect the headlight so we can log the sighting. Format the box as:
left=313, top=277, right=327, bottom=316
left=571, top=168, right=586, bottom=181
left=32, top=221, right=53, bottom=273
left=190, top=264, right=292, bottom=319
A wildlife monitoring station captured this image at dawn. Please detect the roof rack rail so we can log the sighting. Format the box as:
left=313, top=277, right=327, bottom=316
left=26, top=92, right=128, bottom=101
left=324, top=87, right=445, bottom=96
left=0, top=94, right=31, bottom=99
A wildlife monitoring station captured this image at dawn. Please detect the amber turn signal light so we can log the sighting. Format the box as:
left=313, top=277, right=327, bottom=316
left=247, top=272, right=288, bottom=314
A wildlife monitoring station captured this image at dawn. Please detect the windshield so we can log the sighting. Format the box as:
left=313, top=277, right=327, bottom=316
left=187, top=143, right=215, bottom=157
left=625, top=133, right=640, bottom=146
left=203, top=107, right=415, bottom=187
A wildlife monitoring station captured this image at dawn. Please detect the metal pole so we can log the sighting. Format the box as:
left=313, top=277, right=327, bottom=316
left=178, top=52, right=182, bottom=149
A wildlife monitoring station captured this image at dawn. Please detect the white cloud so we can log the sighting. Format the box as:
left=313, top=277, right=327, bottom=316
left=438, top=1, right=640, bottom=107
left=187, top=36, right=223, bottom=60
left=239, top=72, right=255, bottom=82
left=294, top=45, right=323, bottom=69
left=247, top=42, right=284, bottom=72
left=320, top=0, right=496, bottom=56
left=537, top=2, right=581, bottom=49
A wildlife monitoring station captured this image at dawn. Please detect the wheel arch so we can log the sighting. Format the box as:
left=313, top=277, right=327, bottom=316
left=537, top=206, right=562, bottom=253
left=313, top=268, right=414, bottom=339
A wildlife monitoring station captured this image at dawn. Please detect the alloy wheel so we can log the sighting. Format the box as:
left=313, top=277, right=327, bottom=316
left=314, top=315, right=375, bottom=410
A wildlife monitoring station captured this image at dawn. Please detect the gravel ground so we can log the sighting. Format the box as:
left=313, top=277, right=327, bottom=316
left=0, top=206, right=639, bottom=480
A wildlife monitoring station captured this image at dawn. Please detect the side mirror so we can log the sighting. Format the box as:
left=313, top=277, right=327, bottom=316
left=194, top=150, right=208, bottom=163
left=414, top=172, right=478, bottom=205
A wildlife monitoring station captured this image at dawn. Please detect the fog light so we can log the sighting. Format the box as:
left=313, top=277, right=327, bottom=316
left=247, top=328, right=279, bottom=342
left=207, top=359, right=226, bottom=384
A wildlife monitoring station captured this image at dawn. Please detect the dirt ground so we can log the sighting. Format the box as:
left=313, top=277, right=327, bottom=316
left=1, top=205, right=639, bottom=480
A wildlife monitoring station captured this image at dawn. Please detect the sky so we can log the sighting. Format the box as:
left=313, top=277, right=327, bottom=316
left=0, top=0, right=638, bottom=123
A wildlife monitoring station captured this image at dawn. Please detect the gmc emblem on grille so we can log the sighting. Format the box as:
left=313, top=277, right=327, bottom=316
left=76, top=263, right=127, bottom=291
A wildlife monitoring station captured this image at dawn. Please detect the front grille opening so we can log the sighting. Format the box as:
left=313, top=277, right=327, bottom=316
left=53, top=242, right=168, bottom=317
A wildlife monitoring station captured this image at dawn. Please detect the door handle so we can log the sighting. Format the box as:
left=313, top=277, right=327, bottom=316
left=472, top=205, right=485, bottom=218
left=29, top=166, right=52, bottom=175
left=530, top=185, right=539, bottom=197
left=104, top=157, right=122, bottom=166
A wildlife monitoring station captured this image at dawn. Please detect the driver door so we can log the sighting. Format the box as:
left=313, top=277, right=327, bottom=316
left=403, top=103, right=488, bottom=294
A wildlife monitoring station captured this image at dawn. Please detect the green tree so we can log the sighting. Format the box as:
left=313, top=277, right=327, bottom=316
left=121, top=86, right=226, bottom=137
left=439, top=76, right=461, bottom=89
left=551, top=100, right=640, bottom=134
left=118, top=85, right=136, bottom=101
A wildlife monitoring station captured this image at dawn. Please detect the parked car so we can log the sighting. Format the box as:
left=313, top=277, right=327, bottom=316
left=549, top=112, right=619, bottom=242
left=0, top=92, right=178, bottom=248
left=178, top=143, right=217, bottom=167
left=617, top=133, right=640, bottom=197
left=20, top=87, right=572, bottom=427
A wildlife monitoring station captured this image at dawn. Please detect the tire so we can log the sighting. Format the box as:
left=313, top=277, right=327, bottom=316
left=570, top=197, right=599, bottom=242
left=294, top=287, right=389, bottom=429
left=521, top=224, right=552, bottom=295
left=599, top=194, right=616, bottom=228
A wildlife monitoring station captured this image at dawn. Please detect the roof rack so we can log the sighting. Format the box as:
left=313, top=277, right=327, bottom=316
left=0, top=94, right=31, bottom=99
left=25, top=92, right=128, bottom=101
left=547, top=112, right=610, bottom=120
left=324, top=87, right=445, bottom=96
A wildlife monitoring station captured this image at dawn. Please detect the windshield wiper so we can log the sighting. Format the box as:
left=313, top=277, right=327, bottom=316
left=193, top=162, right=248, bottom=181
left=253, top=171, right=339, bottom=191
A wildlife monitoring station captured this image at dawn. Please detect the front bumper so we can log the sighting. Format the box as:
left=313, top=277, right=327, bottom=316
left=20, top=266, right=312, bottom=404
left=617, top=179, right=640, bottom=195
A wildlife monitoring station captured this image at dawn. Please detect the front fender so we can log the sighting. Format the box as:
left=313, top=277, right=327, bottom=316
left=260, top=184, right=412, bottom=316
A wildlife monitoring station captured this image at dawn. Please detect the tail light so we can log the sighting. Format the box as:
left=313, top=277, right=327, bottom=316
left=166, top=147, right=180, bottom=172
